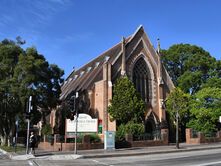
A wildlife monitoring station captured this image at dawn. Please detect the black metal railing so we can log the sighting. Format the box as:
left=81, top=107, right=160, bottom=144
left=133, top=131, right=161, bottom=141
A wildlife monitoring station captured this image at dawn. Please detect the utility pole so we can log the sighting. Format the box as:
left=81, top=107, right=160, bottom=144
left=74, top=92, right=78, bottom=154
left=15, top=116, right=19, bottom=153
left=176, top=109, right=179, bottom=149
left=26, top=96, right=32, bottom=154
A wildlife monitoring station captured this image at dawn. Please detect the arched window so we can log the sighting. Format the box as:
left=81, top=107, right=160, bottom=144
left=133, top=58, right=149, bottom=103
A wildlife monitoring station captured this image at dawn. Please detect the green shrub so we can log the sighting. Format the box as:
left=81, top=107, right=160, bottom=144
left=116, top=121, right=144, bottom=141
left=89, top=134, right=101, bottom=143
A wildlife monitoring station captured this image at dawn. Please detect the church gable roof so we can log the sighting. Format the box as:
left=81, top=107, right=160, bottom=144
left=61, top=36, right=131, bottom=100
left=60, top=26, right=174, bottom=100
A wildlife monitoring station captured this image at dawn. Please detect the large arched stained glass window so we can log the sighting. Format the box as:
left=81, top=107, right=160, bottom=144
left=133, top=58, right=149, bottom=103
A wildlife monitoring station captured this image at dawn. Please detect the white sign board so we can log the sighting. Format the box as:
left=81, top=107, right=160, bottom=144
left=66, top=113, right=98, bottom=132
left=219, top=116, right=221, bottom=123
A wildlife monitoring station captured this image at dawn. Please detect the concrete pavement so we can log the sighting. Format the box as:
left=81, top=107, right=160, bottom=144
left=1, top=142, right=221, bottom=160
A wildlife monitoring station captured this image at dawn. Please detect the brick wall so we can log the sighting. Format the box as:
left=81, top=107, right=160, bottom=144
left=186, top=128, right=221, bottom=144
left=38, top=142, right=104, bottom=151
left=123, top=129, right=169, bottom=148
left=38, top=134, right=104, bottom=151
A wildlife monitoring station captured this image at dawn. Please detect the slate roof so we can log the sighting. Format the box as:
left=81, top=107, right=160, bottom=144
left=60, top=36, right=132, bottom=100
left=60, top=25, right=174, bottom=100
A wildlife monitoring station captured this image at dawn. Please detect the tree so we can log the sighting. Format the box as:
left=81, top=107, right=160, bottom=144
left=161, top=44, right=216, bottom=94
left=108, top=76, right=145, bottom=125
left=187, top=87, right=221, bottom=134
left=166, top=88, right=190, bottom=142
left=0, top=40, right=23, bottom=145
left=0, top=39, right=64, bottom=145
left=166, top=88, right=190, bottom=123
left=202, top=77, right=221, bottom=89
left=13, top=47, right=64, bottom=125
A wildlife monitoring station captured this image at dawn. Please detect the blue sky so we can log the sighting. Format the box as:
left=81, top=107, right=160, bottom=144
left=0, top=0, right=221, bottom=78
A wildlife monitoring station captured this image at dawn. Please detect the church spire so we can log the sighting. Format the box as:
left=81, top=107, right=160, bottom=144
left=157, top=38, right=160, bottom=54
left=157, top=38, right=163, bottom=85
left=121, top=36, right=126, bottom=76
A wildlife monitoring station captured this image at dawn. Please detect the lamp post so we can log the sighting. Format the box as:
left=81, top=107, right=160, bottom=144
left=26, top=96, right=32, bottom=154
left=176, top=110, right=179, bottom=149
left=74, top=92, right=78, bottom=154
left=15, top=116, right=19, bottom=153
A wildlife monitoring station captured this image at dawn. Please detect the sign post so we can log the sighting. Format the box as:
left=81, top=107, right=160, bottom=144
left=74, top=92, right=78, bottom=154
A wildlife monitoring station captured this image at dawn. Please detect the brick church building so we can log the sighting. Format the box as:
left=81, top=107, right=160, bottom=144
left=50, top=25, right=174, bottom=138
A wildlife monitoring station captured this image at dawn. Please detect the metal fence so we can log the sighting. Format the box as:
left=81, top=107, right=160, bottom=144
left=191, top=130, right=217, bottom=138
left=191, top=130, right=198, bottom=138
left=133, top=131, right=161, bottom=141
left=204, top=132, right=217, bottom=138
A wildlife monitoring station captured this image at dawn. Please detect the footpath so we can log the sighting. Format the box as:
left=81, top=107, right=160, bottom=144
left=1, top=143, right=221, bottom=160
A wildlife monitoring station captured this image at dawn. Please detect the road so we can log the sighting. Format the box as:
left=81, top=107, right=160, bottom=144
left=1, top=148, right=221, bottom=166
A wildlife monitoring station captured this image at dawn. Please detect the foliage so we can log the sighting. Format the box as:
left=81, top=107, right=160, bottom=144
left=0, top=40, right=23, bottom=144
left=41, top=124, right=52, bottom=136
left=0, top=38, right=64, bottom=145
left=202, top=77, right=221, bottom=89
left=161, top=44, right=216, bottom=94
left=187, top=87, right=221, bottom=134
left=13, top=47, right=64, bottom=112
left=116, top=121, right=145, bottom=141
left=108, top=76, right=145, bottom=124
left=166, top=87, right=190, bottom=125
left=0, top=145, right=25, bottom=152
left=162, top=43, right=221, bottom=138
left=89, top=134, right=101, bottom=143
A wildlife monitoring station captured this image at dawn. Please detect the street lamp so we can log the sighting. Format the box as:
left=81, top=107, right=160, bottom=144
left=176, top=110, right=179, bottom=149
left=26, top=96, right=32, bottom=154
left=14, top=116, right=19, bottom=153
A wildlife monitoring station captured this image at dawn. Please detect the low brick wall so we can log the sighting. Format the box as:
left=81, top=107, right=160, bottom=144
left=186, top=128, right=221, bottom=144
left=131, top=140, right=165, bottom=147
left=124, top=129, right=169, bottom=148
left=38, top=134, right=103, bottom=151
left=39, top=129, right=168, bottom=151
left=38, top=142, right=103, bottom=151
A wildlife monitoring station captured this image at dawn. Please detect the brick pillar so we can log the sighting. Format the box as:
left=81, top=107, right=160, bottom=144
left=161, top=129, right=168, bottom=145
left=185, top=128, right=192, bottom=144
left=103, top=63, right=108, bottom=132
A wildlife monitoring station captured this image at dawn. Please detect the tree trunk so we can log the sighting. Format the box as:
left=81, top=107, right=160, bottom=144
left=0, top=135, right=5, bottom=146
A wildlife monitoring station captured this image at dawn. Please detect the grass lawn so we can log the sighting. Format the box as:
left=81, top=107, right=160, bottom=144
left=0, top=145, right=26, bottom=152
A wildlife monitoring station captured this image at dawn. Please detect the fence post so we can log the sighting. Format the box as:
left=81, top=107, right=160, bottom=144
left=185, top=128, right=192, bottom=144
left=161, top=129, right=168, bottom=145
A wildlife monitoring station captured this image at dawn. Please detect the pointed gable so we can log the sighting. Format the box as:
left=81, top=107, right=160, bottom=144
left=60, top=37, right=131, bottom=100
left=60, top=26, right=174, bottom=100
